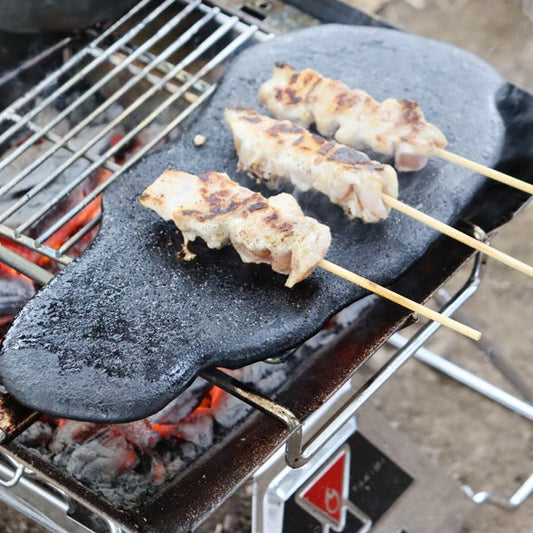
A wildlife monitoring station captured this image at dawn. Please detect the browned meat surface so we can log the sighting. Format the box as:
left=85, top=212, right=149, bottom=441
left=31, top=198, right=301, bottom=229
left=225, top=106, right=398, bottom=223
left=259, top=62, right=448, bottom=171
left=140, top=170, right=331, bottom=287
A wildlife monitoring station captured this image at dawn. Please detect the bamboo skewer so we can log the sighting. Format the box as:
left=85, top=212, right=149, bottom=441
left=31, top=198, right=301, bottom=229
left=142, top=172, right=482, bottom=341
left=435, top=148, right=533, bottom=196
left=318, top=259, right=481, bottom=341
left=382, top=194, right=533, bottom=279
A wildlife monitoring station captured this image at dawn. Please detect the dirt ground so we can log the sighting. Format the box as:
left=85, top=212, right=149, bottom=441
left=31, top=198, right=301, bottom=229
left=1, top=1, right=532, bottom=532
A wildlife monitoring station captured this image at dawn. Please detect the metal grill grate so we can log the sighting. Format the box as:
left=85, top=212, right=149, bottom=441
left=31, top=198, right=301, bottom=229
left=0, top=0, right=270, bottom=274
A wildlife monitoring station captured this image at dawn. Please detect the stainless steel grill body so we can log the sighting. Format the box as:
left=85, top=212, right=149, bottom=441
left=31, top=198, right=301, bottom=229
left=0, top=1, right=531, bottom=532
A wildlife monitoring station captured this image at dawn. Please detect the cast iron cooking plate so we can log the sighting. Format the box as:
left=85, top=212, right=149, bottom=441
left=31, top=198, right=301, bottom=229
left=0, top=25, right=525, bottom=422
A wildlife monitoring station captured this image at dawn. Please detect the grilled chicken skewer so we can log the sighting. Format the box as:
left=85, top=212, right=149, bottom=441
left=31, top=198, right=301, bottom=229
left=140, top=170, right=331, bottom=288
left=225, top=106, right=398, bottom=223
left=259, top=63, right=533, bottom=195
left=141, top=170, right=480, bottom=340
left=259, top=62, right=447, bottom=172
left=225, top=107, right=533, bottom=279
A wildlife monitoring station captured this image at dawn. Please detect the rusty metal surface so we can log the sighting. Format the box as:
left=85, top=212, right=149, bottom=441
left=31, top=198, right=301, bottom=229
left=0, top=394, right=39, bottom=443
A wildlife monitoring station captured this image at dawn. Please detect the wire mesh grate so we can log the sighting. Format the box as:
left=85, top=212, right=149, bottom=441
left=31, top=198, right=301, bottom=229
left=0, top=0, right=269, bottom=273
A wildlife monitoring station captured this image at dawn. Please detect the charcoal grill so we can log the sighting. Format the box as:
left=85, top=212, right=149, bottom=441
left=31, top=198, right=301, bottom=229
left=0, top=1, right=531, bottom=532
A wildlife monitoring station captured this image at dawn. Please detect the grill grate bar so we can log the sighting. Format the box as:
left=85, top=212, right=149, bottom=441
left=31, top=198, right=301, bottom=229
left=30, top=83, right=215, bottom=259
left=0, top=113, right=119, bottom=227
left=5, top=112, right=121, bottom=172
left=116, top=46, right=213, bottom=93
left=0, top=0, right=179, bottom=149
left=36, top=22, right=258, bottom=248
left=2, top=5, right=217, bottom=229
left=0, top=0, right=202, bottom=190
left=0, top=0, right=156, bottom=118
left=31, top=16, right=247, bottom=243
left=102, top=51, right=206, bottom=101
left=0, top=37, right=74, bottom=90
left=57, top=215, right=103, bottom=257
left=0, top=0, right=266, bottom=267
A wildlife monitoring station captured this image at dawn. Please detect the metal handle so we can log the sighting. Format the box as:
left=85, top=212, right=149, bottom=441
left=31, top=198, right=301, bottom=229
left=0, top=454, right=25, bottom=488
left=462, top=474, right=533, bottom=510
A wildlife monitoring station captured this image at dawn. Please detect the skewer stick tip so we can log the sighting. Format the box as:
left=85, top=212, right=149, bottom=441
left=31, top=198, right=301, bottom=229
left=436, top=148, right=533, bottom=196
left=318, top=259, right=481, bottom=341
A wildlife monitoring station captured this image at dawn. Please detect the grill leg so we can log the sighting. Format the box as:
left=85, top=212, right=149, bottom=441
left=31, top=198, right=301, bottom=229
left=433, top=288, right=533, bottom=403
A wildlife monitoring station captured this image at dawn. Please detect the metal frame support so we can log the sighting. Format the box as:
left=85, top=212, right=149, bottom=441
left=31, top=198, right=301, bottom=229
left=202, top=253, right=483, bottom=469
left=386, top=253, right=533, bottom=511
left=433, top=289, right=533, bottom=402
left=0, top=454, right=25, bottom=488
left=462, top=475, right=533, bottom=510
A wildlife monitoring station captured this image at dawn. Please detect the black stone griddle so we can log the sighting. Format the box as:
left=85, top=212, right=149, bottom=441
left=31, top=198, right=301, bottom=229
left=0, top=25, right=529, bottom=422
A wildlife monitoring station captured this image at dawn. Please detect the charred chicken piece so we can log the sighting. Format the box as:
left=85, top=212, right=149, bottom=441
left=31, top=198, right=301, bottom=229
left=225, top=106, right=398, bottom=223
left=140, top=170, right=331, bottom=287
left=258, top=62, right=448, bottom=171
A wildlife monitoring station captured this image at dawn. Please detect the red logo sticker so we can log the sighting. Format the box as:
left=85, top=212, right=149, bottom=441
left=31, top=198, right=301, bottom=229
left=300, top=450, right=348, bottom=527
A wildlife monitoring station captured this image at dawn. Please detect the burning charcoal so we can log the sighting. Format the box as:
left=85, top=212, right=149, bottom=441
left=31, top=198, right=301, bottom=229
left=99, top=471, right=151, bottom=507
left=135, top=123, right=167, bottom=154
left=180, top=442, right=200, bottom=460
left=149, top=456, right=167, bottom=486
left=62, top=429, right=138, bottom=484
left=0, top=275, right=35, bottom=316
left=16, top=420, right=53, bottom=447
left=116, top=420, right=163, bottom=450
left=50, top=420, right=99, bottom=454
left=230, top=364, right=287, bottom=394
left=150, top=378, right=210, bottom=425
left=226, top=363, right=287, bottom=397
left=16, top=347, right=306, bottom=510
left=229, top=361, right=276, bottom=384
left=154, top=393, right=204, bottom=425
left=211, top=393, right=252, bottom=430
left=176, top=412, right=214, bottom=448
left=54, top=88, right=106, bottom=126
left=162, top=454, right=187, bottom=481
left=253, top=369, right=287, bottom=393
